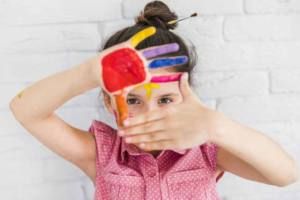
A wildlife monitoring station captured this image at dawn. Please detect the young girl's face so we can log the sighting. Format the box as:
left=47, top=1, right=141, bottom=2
left=126, top=80, right=183, bottom=117
left=104, top=70, right=184, bottom=121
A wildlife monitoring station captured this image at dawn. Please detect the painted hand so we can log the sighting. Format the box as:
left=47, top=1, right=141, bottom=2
left=98, top=26, right=188, bottom=126
left=118, top=73, right=223, bottom=151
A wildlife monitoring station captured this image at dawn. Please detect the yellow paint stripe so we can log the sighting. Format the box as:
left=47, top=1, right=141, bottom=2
left=130, top=26, right=156, bottom=47
left=136, top=83, right=160, bottom=100
left=142, top=83, right=160, bottom=100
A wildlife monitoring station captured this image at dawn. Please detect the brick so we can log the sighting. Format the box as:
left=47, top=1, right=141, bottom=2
left=0, top=158, right=44, bottom=186
left=192, top=71, right=268, bottom=99
left=43, top=158, right=86, bottom=182
left=0, top=52, right=96, bottom=82
left=224, top=15, right=300, bottom=41
left=3, top=106, right=98, bottom=135
left=218, top=94, right=300, bottom=123
left=81, top=177, right=95, bottom=200
left=271, top=69, right=300, bottom=93
left=245, top=0, right=300, bottom=14
left=20, top=181, right=85, bottom=200
left=122, top=0, right=243, bottom=18
left=0, top=134, right=32, bottom=153
left=0, top=132, right=62, bottom=160
left=0, top=24, right=101, bottom=53
left=0, top=187, right=22, bottom=199
left=101, top=19, right=134, bottom=45
left=175, top=16, right=224, bottom=44
left=219, top=170, right=300, bottom=199
left=0, top=0, right=122, bottom=25
left=194, top=41, right=300, bottom=71
left=56, top=106, right=100, bottom=130
left=1, top=110, right=27, bottom=135
left=249, top=121, right=300, bottom=161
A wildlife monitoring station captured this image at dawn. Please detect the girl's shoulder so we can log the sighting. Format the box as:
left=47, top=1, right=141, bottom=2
left=88, top=119, right=117, bottom=134
left=200, top=142, right=218, bottom=172
left=87, top=119, right=120, bottom=168
left=87, top=119, right=119, bottom=153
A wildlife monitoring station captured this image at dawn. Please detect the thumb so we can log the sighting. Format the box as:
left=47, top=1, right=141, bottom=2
left=179, top=72, right=194, bottom=100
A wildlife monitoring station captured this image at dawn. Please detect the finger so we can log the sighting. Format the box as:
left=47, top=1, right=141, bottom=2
left=150, top=73, right=182, bottom=83
left=141, top=43, right=179, bottom=59
left=130, top=26, right=156, bottom=48
left=179, top=72, right=194, bottom=100
left=148, top=56, right=188, bottom=69
left=124, top=130, right=168, bottom=144
left=123, top=107, right=170, bottom=127
left=114, top=93, right=129, bottom=127
left=122, top=118, right=165, bottom=136
left=139, top=139, right=175, bottom=151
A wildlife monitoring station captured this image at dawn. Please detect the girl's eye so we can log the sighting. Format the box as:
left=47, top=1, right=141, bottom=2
left=127, top=98, right=141, bottom=105
left=158, top=97, right=173, bottom=105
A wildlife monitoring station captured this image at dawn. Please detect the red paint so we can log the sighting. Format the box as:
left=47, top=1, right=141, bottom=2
left=101, top=48, right=146, bottom=93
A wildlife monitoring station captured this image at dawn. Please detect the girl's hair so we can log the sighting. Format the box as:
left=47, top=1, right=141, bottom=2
left=98, top=0, right=198, bottom=108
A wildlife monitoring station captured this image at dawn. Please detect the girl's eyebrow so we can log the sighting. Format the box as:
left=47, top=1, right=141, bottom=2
left=127, top=93, right=141, bottom=97
left=159, top=93, right=180, bottom=97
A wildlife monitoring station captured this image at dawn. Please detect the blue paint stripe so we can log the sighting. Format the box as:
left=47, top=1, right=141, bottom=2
left=149, top=56, right=188, bottom=69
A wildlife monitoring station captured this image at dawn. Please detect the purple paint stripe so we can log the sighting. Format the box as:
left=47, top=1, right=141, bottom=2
left=150, top=73, right=182, bottom=83
left=143, top=43, right=179, bottom=59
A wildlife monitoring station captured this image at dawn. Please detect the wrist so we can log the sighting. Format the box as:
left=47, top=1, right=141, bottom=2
left=207, top=111, right=229, bottom=145
left=84, top=54, right=103, bottom=87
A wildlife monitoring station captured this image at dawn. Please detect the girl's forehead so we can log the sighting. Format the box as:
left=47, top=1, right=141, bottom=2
left=130, top=81, right=180, bottom=95
left=128, top=72, right=183, bottom=98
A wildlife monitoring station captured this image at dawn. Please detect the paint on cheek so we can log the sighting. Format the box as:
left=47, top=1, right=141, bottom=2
left=101, top=48, right=147, bottom=93
left=136, top=82, right=160, bottom=100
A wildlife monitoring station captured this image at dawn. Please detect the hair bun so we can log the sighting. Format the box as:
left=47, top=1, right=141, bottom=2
left=135, top=1, right=178, bottom=30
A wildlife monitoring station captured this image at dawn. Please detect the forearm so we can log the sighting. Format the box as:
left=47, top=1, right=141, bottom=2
left=211, top=113, right=299, bottom=186
left=10, top=55, right=101, bottom=121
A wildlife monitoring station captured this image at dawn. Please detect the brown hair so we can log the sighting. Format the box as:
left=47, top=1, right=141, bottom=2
left=99, top=1, right=198, bottom=109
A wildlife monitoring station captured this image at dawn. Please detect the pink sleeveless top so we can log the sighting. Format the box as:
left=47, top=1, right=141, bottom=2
left=88, top=119, right=224, bottom=200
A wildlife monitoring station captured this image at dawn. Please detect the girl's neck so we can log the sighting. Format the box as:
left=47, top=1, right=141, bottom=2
left=150, top=150, right=162, bottom=158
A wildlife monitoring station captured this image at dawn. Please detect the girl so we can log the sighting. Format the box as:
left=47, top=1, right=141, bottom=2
left=10, top=1, right=299, bottom=200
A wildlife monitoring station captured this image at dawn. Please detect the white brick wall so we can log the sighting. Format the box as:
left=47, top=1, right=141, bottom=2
left=1, top=0, right=299, bottom=199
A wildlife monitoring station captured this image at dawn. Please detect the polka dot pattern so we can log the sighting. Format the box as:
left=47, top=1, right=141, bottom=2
left=88, top=120, right=223, bottom=200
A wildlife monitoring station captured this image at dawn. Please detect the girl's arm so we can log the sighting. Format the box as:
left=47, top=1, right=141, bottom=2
left=212, top=113, right=300, bottom=187
left=9, top=56, right=101, bottom=182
